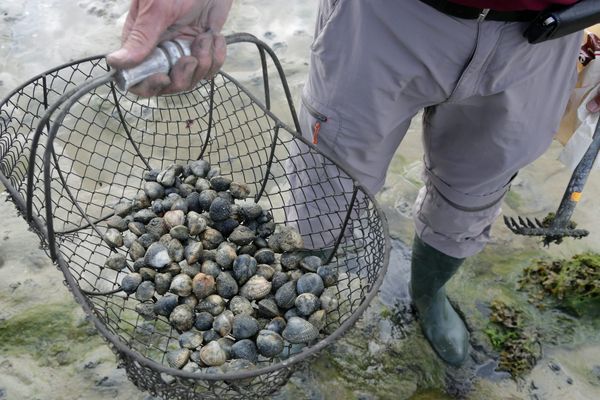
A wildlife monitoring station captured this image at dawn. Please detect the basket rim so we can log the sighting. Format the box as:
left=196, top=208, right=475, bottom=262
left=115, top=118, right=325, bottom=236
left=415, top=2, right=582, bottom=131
left=0, top=54, right=392, bottom=382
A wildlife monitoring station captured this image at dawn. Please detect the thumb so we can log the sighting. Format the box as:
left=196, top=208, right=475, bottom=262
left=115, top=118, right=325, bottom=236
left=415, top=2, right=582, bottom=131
left=108, top=4, right=170, bottom=69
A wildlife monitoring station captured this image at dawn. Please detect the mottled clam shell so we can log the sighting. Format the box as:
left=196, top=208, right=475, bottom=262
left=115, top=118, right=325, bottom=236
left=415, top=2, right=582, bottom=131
left=256, top=330, right=284, bottom=358
left=216, top=271, right=238, bottom=299
left=232, top=254, right=257, bottom=286
left=135, top=302, right=156, bottom=320
left=143, top=169, right=160, bottom=181
left=198, top=189, right=218, bottom=212
left=201, top=228, right=224, bottom=250
left=114, top=200, right=133, bottom=217
left=231, top=339, right=258, bottom=363
left=212, top=219, right=239, bottom=236
left=180, top=260, right=201, bottom=278
left=300, top=256, right=322, bottom=273
left=295, top=293, right=321, bottom=317
left=139, top=267, right=157, bottom=281
left=215, top=242, right=237, bottom=269
left=280, top=252, right=303, bottom=271
left=105, top=253, right=127, bottom=271
left=170, top=273, right=193, bottom=297
left=154, top=294, right=179, bottom=317
left=146, top=217, right=167, bottom=238
left=275, top=281, right=297, bottom=309
left=207, top=166, right=220, bottom=179
left=209, top=197, right=232, bottom=222
left=317, top=265, right=338, bottom=287
left=137, top=233, right=158, bottom=249
left=184, top=241, right=203, bottom=265
left=284, top=308, right=299, bottom=320
left=167, top=239, right=184, bottom=262
left=229, top=296, right=254, bottom=316
left=195, top=178, right=211, bottom=192
left=135, top=281, right=155, bottom=302
left=268, top=226, right=304, bottom=253
left=203, top=329, right=221, bottom=344
left=239, top=202, right=262, bottom=221
left=170, top=225, right=189, bottom=241
left=254, top=248, right=275, bottom=265
left=107, top=215, right=128, bottom=232
left=256, top=297, right=279, bottom=318
left=180, top=295, right=198, bottom=309
left=232, top=314, right=260, bottom=339
left=229, top=182, right=250, bottom=199
left=121, top=273, right=142, bottom=294
left=192, top=273, right=216, bottom=299
left=194, top=311, right=214, bottom=331
left=237, top=243, right=257, bottom=256
left=308, top=309, right=327, bottom=331
left=123, top=231, right=138, bottom=249
left=164, top=210, right=185, bottom=229
left=171, top=198, right=189, bottom=213
left=167, top=348, right=191, bottom=369
left=210, top=176, right=232, bottom=191
left=144, top=242, right=170, bottom=269
left=266, top=317, right=287, bottom=335
left=128, top=221, right=146, bottom=236
left=257, top=221, right=275, bottom=238
left=282, top=317, right=319, bottom=344
left=213, top=312, right=233, bottom=337
left=179, top=331, right=203, bottom=350
left=186, top=191, right=201, bottom=213
left=187, top=211, right=207, bottom=236
left=182, top=361, right=200, bottom=374
left=104, top=228, right=123, bottom=248
left=196, top=294, right=225, bottom=316
left=217, top=337, right=235, bottom=359
left=144, top=181, right=165, bottom=200
left=254, top=237, right=268, bottom=249
left=271, top=272, right=289, bottom=291
left=296, top=272, right=325, bottom=296
left=240, top=275, right=272, bottom=301
left=256, top=264, right=275, bottom=281
left=200, top=341, right=227, bottom=367
left=288, top=269, right=303, bottom=282
left=201, top=260, right=221, bottom=278
left=228, top=226, right=256, bottom=246
left=133, top=209, right=157, bottom=224
left=169, top=304, right=195, bottom=331
left=190, top=160, right=210, bottom=178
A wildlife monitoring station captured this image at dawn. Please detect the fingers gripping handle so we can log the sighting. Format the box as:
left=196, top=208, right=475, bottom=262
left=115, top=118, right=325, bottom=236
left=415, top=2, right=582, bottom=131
left=113, top=39, right=191, bottom=91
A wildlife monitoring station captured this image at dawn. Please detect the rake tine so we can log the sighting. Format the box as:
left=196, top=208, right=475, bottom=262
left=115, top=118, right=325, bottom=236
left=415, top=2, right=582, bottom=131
left=535, top=218, right=544, bottom=228
left=503, top=216, right=517, bottom=231
left=526, top=218, right=536, bottom=228
left=518, top=216, right=527, bottom=227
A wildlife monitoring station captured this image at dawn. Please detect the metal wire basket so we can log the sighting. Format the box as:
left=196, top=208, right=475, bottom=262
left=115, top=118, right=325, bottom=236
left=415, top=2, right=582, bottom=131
left=0, top=33, right=390, bottom=399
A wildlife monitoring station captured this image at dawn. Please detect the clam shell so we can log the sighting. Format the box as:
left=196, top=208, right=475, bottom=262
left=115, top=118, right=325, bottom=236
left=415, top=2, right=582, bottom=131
left=198, top=189, right=218, bottom=212
left=134, top=191, right=151, bottom=209
left=213, top=312, right=233, bottom=337
left=275, top=281, right=297, bottom=309
left=232, top=255, right=257, bottom=285
left=123, top=231, right=138, bottom=249
left=170, top=225, right=189, bottom=241
left=104, top=228, right=123, bottom=248
left=146, top=217, right=167, bottom=238
left=137, top=233, right=158, bottom=249
left=144, top=169, right=160, bottom=181
left=107, top=215, right=128, bottom=231
left=114, top=200, right=133, bottom=217
left=169, top=304, right=195, bottom=331
left=187, top=211, right=207, bottom=236
left=257, top=221, right=275, bottom=238
left=167, top=239, right=184, bottom=262
left=231, top=339, right=258, bottom=363
left=210, top=176, right=232, bottom=191
left=256, top=330, right=284, bottom=358
left=295, top=293, right=321, bottom=317
left=135, top=302, right=156, bottom=320
left=228, top=226, right=256, bottom=246
left=201, top=260, right=221, bottom=278
left=209, top=197, right=232, bottom=222
left=192, top=273, right=216, bottom=299
left=139, top=267, right=157, bottom=281
left=284, top=308, right=299, bottom=320
left=229, top=296, right=254, bottom=316
left=185, top=192, right=201, bottom=213
left=296, top=272, right=324, bottom=296
left=200, top=341, right=227, bottom=367
left=229, top=182, right=250, bottom=199
left=121, top=273, right=142, bottom=294
left=135, top=281, right=155, bottom=302
left=240, top=275, right=271, bottom=301
left=239, top=202, right=262, bottom=220
left=128, top=221, right=146, bottom=236
left=212, top=219, right=239, bottom=236
left=154, top=294, right=179, bottom=316
left=167, top=348, right=191, bottom=369
left=201, top=228, right=224, bottom=250
left=133, top=209, right=157, bottom=224
left=282, top=317, right=319, bottom=344
left=194, top=311, right=214, bottom=331
left=254, top=237, right=268, bottom=248
left=196, top=294, right=225, bottom=316
left=257, top=298, right=280, bottom=318
left=180, top=260, right=201, bottom=278
left=308, top=309, right=327, bottom=331
left=232, top=314, right=260, bottom=339
left=280, top=252, right=302, bottom=270
left=237, top=243, right=257, bottom=256
left=207, top=166, right=220, bottom=179
left=105, top=253, right=127, bottom=271
left=271, top=272, right=289, bottom=291
left=164, top=210, right=185, bottom=229
left=171, top=198, right=189, bottom=213
left=195, top=178, right=211, bottom=192
left=215, top=242, right=237, bottom=269
left=180, top=295, right=198, bottom=309
left=216, top=272, right=238, bottom=299
left=266, top=317, right=286, bottom=334
left=217, top=337, right=235, bottom=359
left=317, top=265, right=338, bottom=287
left=254, top=248, right=275, bottom=265
left=268, top=226, right=304, bottom=253
left=132, top=258, right=146, bottom=272
left=190, top=160, right=210, bottom=177
left=179, top=331, right=203, bottom=349
left=203, top=329, right=221, bottom=344
left=144, top=243, right=170, bottom=269
left=144, top=181, right=165, bottom=200
left=184, top=241, right=203, bottom=265
left=170, top=273, right=193, bottom=297
left=157, top=165, right=178, bottom=187
left=182, top=362, right=200, bottom=373
left=300, top=256, right=322, bottom=273
left=256, top=264, right=275, bottom=280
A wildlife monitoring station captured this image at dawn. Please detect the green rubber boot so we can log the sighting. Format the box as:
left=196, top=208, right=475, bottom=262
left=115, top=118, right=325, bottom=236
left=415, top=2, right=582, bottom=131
left=410, top=235, right=469, bottom=366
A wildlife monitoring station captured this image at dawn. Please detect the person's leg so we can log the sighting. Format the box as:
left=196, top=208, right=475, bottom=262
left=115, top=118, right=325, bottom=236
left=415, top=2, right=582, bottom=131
left=412, top=18, right=581, bottom=364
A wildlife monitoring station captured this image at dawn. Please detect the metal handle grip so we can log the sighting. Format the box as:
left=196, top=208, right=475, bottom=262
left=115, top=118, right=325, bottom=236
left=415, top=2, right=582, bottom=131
left=113, top=39, right=191, bottom=91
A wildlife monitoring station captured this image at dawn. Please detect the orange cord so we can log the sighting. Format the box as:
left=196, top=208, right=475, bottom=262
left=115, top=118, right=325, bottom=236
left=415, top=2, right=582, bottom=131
left=312, top=121, right=321, bottom=144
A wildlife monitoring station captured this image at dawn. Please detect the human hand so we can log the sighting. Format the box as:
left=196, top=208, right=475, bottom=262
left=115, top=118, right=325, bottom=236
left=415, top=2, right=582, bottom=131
left=107, top=0, right=233, bottom=96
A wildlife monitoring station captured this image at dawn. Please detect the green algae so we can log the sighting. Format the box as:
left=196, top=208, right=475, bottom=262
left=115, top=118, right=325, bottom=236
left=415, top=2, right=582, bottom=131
left=0, top=302, right=103, bottom=366
left=519, top=252, right=600, bottom=317
left=484, top=299, right=541, bottom=378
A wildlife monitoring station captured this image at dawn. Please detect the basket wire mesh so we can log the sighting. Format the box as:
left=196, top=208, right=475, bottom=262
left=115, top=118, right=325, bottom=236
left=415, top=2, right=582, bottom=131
left=0, top=33, right=390, bottom=399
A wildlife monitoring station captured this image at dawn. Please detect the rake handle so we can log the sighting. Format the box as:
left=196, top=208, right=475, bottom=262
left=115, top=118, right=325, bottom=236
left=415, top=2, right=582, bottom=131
left=551, top=116, right=600, bottom=229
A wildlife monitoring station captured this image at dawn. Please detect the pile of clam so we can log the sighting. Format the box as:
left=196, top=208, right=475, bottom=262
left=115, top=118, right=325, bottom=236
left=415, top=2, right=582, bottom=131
left=101, top=159, right=339, bottom=373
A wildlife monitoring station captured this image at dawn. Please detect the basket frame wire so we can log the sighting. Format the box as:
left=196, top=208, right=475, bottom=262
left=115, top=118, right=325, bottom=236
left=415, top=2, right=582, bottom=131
left=0, top=33, right=391, bottom=385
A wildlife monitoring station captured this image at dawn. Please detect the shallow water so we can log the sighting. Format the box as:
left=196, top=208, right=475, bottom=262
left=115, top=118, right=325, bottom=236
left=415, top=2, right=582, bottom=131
left=1, top=1, right=600, bottom=399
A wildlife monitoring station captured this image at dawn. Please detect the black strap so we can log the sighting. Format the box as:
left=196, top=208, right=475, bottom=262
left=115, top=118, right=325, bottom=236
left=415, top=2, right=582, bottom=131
left=419, top=0, right=539, bottom=22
